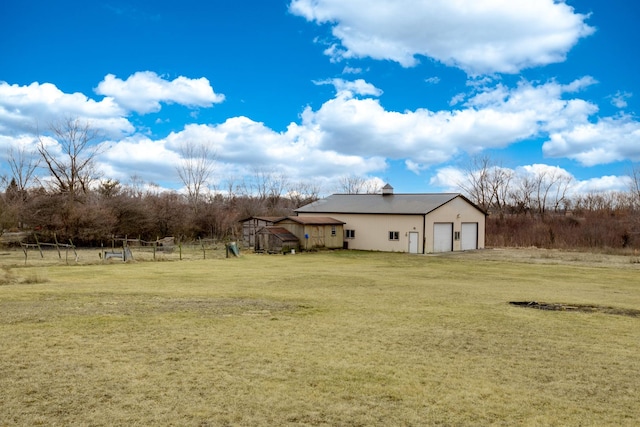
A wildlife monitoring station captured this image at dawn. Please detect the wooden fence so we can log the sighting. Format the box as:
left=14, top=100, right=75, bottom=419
left=16, top=234, right=239, bottom=265
left=20, top=234, right=78, bottom=265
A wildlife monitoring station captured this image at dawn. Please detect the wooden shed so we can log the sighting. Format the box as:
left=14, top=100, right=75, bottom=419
left=255, top=226, right=299, bottom=253
left=240, top=216, right=284, bottom=248
left=275, top=216, right=345, bottom=250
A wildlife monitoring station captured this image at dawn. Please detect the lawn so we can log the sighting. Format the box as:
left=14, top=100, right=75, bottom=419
left=1, top=248, right=639, bottom=426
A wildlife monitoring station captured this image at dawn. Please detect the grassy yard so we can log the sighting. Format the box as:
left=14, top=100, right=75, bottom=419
left=1, top=248, right=639, bottom=426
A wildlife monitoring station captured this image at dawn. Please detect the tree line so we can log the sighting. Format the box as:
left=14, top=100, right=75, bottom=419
left=458, top=156, right=640, bottom=250
left=0, top=118, right=319, bottom=245
left=2, top=118, right=639, bottom=250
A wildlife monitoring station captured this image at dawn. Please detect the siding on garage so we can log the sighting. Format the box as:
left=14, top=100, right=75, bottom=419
left=311, top=213, right=424, bottom=252
left=295, top=187, right=486, bottom=254
left=423, top=196, right=485, bottom=253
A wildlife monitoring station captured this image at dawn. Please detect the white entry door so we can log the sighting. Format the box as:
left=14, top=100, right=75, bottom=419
left=461, top=222, right=478, bottom=250
left=408, top=232, right=419, bottom=254
left=433, top=223, right=453, bottom=252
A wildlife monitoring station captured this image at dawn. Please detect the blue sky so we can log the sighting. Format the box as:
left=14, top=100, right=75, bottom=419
left=1, top=0, right=639, bottom=196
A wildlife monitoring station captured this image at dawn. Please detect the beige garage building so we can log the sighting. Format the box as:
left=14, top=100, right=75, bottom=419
left=295, top=185, right=486, bottom=254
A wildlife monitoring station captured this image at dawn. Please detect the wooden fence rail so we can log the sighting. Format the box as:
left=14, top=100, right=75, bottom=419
left=20, top=234, right=77, bottom=265
left=18, top=234, right=238, bottom=265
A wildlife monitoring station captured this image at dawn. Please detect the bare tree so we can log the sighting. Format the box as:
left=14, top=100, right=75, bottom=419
left=97, top=179, right=121, bottom=198
left=248, top=167, right=292, bottom=214
left=125, top=174, right=146, bottom=199
left=530, top=168, right=573, bottom=217
left=176, top=141, right=216, bottom=210
left=457, top=155, right=512, bottom=214
left=37, top=117, right=105, bottom=199
left=337, top=175, right=381, bottom=194
left=551, top=174, right=573, bottom=213
left=251, top=167, right=271, bottom=200
left=1, top=144, right=41, bottom=229
left=6, top=144, right=40, bottom=195
left=338, top=175, right=365, bottom=194
left=485, top=165, right=513, bottom=216
left=251, top=167, right=289, bottom=199
left=286, top=181, right=320, bottom=208
left=458, top=156, right=491, bottom=209
left=509, top=174, right=536, bottom=216
left=629, top=163, right=640, bottom=208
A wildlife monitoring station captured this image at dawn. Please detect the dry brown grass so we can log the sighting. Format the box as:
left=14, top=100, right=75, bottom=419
left=1, top=248, right=639, bottom=425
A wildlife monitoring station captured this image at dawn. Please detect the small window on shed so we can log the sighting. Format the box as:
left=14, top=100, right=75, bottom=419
left=331, top=226, right=336, bottom=236
left=389, top=231, right=399, bottom=241
left=345, top=229, right=355, bottom=239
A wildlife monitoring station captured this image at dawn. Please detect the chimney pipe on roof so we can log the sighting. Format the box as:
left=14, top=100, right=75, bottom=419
left=382, top=183, right=394, bottom=196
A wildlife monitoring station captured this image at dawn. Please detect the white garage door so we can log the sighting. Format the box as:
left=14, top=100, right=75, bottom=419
left=461, top=222, right=478, bottom=250
left=433, top=223, right=453, bottom=252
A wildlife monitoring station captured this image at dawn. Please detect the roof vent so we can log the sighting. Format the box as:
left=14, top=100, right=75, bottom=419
left=382, top=183, right=394, bottom=195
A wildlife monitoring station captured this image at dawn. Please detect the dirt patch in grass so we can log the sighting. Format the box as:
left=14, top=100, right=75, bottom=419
left=509, top=301, right=640, bottom=317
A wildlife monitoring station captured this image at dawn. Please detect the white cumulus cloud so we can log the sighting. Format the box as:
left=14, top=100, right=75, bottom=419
left=290, top=0, right=594, bottom=75
left=98, top=135, right=182, bottom=183
left=543, top=116, right=640, bottom=165
left=95, top=71, right=225, bottom=114
left=0, top=81, right=132, bottom=137
left=292, top=77, right=611, bottom=170
left=3, top=72, right=637, bottom=195
left=314, top=78, right=383, bottom=97
left=610, top=91, right=632, bottom=109
left=100, top=117, right=388, bottom=189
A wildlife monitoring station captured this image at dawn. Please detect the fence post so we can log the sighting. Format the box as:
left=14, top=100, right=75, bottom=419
left=199, top=237, right=206, bottom=259
left=54, top=233, right=62, bottom=259
left=33, top=234, right=44, bottom=258
left=69, top=239, right=78, bottom=263
left=21, top=243, right=28, bottom=265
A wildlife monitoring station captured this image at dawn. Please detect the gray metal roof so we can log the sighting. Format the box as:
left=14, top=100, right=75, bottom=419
left=295, top=193, right=472, bottom=215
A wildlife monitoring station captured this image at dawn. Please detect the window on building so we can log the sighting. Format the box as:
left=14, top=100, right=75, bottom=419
left=345, top=229, right=355, bottom=239
left=331, top=226, right=336, bottom=236
left=389, top=231, right=399, bottom=241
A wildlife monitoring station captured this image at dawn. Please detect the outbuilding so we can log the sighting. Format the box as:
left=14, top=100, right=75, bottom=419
left=274, top=216, right=345, bottom=250
left=240, top=216, right=284, bottom=248
left=255, top=226, right=299, bottom=253
left=295, top=184, right=486, bottom=253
